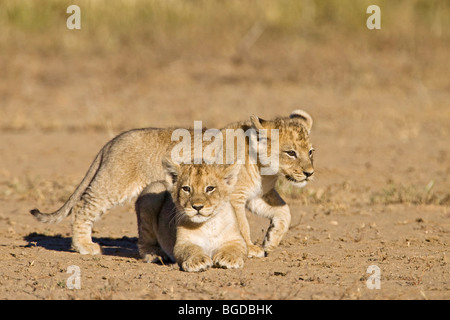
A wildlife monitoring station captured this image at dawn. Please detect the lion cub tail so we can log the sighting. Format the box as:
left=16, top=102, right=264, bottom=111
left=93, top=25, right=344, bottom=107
left=30, top=149, right=104, bottom=224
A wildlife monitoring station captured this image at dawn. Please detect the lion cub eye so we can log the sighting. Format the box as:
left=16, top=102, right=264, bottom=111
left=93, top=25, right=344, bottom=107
left=284, top=150, right=297, bottom=158
left=309, top=148, right=315, bottom=158
left=181, top=186, right=191, bottom=193
left=205, top=186, right=215, bottom=193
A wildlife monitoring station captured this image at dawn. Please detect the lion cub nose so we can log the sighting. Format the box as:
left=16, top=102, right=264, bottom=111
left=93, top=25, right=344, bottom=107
left=192, top=204, right=204, bottom=212
left=303, top=170, right=314, bottom=178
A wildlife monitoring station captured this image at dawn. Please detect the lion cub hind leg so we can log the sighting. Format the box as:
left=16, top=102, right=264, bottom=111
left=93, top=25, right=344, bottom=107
left=135, top=182, right=169, bottom=260
left=71, top=200, right=103, bottom=255
left=213, top=240, right=246, bottom=269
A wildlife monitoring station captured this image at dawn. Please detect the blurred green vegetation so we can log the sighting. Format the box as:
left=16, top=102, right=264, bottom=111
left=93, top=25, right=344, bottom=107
left=1, top=0, right=448, bottom=56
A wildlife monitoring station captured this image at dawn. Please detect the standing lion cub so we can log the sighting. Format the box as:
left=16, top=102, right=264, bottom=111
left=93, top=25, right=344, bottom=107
left=30, top=109, right=314, bottom=257
left=136, top=158, right=246, bottom=272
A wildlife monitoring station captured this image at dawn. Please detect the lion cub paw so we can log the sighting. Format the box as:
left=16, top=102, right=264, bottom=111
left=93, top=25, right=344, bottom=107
left=247, top=244, right=265, bottom=258
left=144, top=253, right=172, bottom=265
left=182, top=254, right=213, bottom=272
left=213, top=251, right=245, bottom=269
left=72, top=241, right=102, bottom=255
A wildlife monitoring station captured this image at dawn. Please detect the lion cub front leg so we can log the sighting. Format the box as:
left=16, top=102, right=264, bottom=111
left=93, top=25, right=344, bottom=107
left=213, top=239, right=246, bottom=269
left=174, top=242, right=213, bottom=272
left=246, top=188, right=291, bottom=254
left=231, top=199, right=265, bottom=258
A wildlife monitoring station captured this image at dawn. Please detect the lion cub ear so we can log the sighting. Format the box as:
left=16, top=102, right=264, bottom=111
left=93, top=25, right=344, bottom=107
left=250, top=115, right=267, bottom=132
left=222, top=164, right=241, bottom=188
left=162, top=157, right=181, bottom=189
left=290, top=109, right=313, bottom=133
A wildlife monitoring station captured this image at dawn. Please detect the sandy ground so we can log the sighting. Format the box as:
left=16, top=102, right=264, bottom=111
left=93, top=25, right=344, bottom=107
left=1, top=113, right=448, bottom=300
left=1, top=2, right=449, bottom=300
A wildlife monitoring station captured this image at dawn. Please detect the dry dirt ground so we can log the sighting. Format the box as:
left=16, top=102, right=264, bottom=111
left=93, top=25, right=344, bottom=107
left=1, top=101, right=448, bottom=300
left=1, top=2, right=449, bottom=300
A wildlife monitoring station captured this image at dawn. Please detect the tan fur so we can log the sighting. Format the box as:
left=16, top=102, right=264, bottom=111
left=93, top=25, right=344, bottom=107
left=31, top=128, right=186, bottom=254
left=136, top=160, right=246, bottom=272
left=30, top=110, right=314, bottom=257
left=223, top=110, right=315, bottom=257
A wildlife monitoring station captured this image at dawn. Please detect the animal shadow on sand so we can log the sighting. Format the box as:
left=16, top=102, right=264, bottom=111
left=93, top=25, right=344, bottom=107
left=23, top=232, right=139, bottom=258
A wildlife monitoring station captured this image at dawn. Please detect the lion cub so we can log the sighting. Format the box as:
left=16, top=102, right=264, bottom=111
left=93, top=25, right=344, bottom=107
left=136, top=159, right=247, bottom=272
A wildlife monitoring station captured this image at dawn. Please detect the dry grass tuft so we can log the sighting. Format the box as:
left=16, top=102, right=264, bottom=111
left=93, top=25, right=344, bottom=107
left=370, top=180, right=450, bottom=206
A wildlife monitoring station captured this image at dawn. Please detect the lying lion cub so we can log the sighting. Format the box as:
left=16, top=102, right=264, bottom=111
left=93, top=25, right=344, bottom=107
left=136, top=158, right=246, bottom=272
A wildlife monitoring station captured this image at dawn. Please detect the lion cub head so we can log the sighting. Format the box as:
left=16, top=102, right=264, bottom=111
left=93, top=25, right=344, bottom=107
left=251, top=109, right=315, bottom=188
left=162, top=159, right=240, bottom=224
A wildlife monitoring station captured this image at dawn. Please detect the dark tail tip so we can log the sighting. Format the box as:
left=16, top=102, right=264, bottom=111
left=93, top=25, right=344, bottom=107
left=30, top=208, right=41, bottom=216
